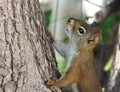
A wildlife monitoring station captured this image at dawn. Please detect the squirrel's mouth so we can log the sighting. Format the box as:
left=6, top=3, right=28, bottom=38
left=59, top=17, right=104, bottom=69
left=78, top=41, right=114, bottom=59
left=87, top=39, right=95, bottom=44
left=87, top=35, right=101, bottom=45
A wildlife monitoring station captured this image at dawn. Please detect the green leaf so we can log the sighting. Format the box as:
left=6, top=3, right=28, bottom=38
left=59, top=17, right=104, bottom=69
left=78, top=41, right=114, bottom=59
left=96, top=14, right=120, bottom=42
left=44, top=10, right=52, bottom=27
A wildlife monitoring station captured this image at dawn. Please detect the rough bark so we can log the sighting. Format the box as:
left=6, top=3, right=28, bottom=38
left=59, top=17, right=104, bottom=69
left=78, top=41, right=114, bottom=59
left=0, top=0, right=61, bottom=92
left=106, top=24, right=120, bottom=92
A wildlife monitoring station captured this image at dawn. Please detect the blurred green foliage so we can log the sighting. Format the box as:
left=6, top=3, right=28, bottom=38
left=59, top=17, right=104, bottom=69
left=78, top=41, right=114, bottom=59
left=83, top=16, right=93, bottom=22
left=96, top=14, right=120, bottom=42
left=55, top=51, right=66, bottom=73
left=44, top=10, right=52, bottom=27
left=104, top=55, right=113, bottom=72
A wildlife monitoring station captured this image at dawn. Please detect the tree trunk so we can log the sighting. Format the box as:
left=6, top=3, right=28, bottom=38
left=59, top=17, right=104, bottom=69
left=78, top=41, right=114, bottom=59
left=106, top=24, right=120, bottom=92
left=0, top=0, right=61, bottom=92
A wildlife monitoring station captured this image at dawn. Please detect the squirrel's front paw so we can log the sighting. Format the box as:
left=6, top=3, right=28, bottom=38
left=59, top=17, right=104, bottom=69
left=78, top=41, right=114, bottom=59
left=47, top=80, right=57, bottom=86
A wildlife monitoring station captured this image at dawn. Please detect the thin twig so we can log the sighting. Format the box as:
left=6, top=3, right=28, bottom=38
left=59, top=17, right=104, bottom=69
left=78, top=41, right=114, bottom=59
left=85, top=0, right=103, bottom=8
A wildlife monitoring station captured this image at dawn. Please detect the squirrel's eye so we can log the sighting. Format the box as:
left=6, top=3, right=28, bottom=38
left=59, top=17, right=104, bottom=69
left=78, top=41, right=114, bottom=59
left=77, top=27, right=86, bottom=35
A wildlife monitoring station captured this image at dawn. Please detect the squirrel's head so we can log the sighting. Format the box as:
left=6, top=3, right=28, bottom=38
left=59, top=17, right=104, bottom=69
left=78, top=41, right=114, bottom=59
left=66, top=18, right=102, bottom=50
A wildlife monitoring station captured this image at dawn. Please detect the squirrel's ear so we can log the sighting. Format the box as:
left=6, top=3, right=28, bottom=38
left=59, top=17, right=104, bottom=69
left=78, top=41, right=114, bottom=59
left=67, top=18, right=75, bottom=23
left=67, top=18, right=75, bottom=28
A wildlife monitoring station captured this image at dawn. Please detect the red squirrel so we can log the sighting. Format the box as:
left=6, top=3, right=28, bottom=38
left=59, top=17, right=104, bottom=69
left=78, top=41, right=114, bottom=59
left=47, top=18, right=102, bottom=92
